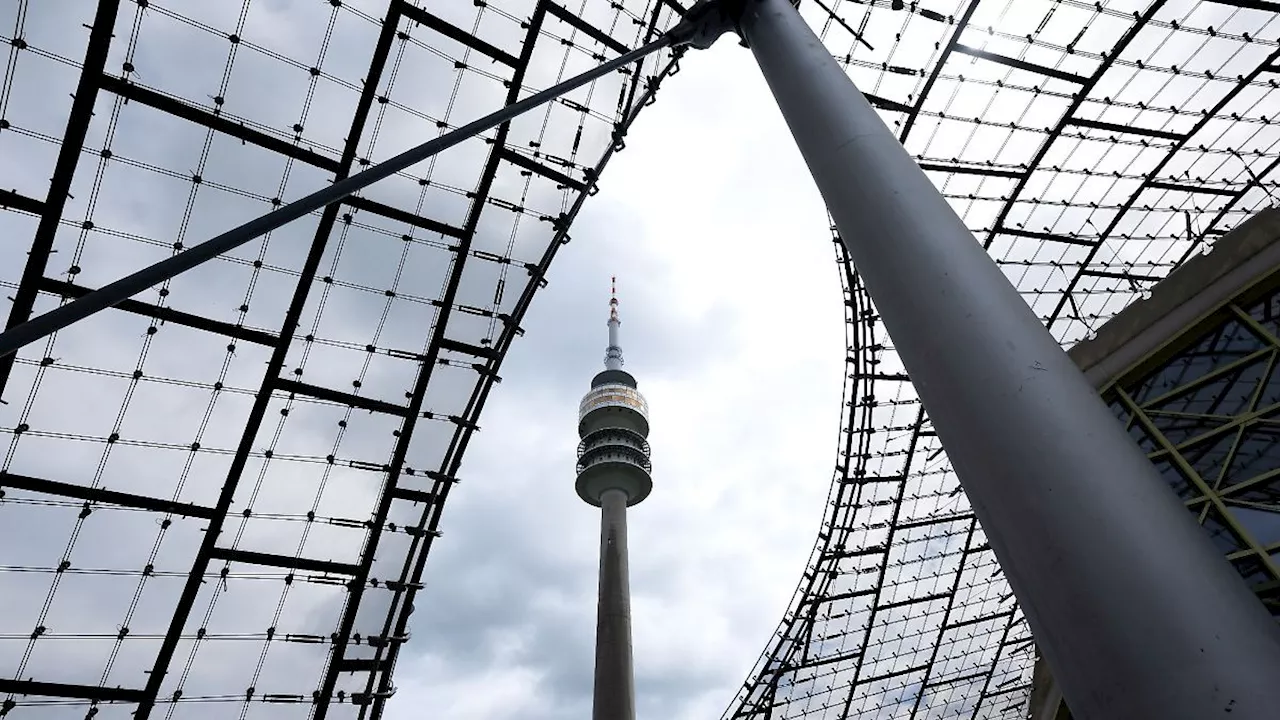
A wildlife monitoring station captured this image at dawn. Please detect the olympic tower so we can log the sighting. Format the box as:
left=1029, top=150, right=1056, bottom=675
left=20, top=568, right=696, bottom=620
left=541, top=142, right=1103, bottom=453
left=576, top=279, right=652, bottom=720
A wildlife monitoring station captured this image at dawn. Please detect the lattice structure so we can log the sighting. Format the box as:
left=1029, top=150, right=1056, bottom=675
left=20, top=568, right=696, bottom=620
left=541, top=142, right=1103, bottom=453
left=1106, top=276, right=1280, bottom=609
left=0, top=1, right=685, bottom=718
left=723, top=1, right=1280, bottom=719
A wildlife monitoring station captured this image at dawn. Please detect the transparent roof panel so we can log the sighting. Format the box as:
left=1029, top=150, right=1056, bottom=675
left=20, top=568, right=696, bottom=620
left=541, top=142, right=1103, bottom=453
left=721, top=1, right=1280, bottom=720
left=0, top=0, right=683, bottom=717
left=4, top=0, right=1280, bottom=719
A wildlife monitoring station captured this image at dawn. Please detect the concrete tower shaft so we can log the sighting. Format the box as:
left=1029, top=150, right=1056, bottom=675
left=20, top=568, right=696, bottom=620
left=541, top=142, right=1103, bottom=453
left=593, top=487, right=634, bottom=720
left=577, top=283, right=651, bottom=720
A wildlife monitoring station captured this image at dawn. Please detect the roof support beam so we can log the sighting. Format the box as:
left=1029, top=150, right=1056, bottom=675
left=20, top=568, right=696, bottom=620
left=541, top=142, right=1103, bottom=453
left=0, top=472, right=216, bottom=519
left=498, top=147, right=586, bottom=191
left=918, top=162, right=1023, bottom=179
left=996, top=227, right=1099, bottom=247
left=397, top=1, right=520, bottom=68
left=1150, top=180, right=1239, bottom=196
left=0, top=189, right=44, bottom=215
left=334, top=658, right=387, bottom=673
left=798, top=587, right=878, bottom=607
left=865, top=92, right=912, bottom=114
left=344, top=195, right=466, bottom=238
left=99, top=75, right=341, bottom=173
left=861, top=663, right=931, bottom=685
left=545, top=1, right=629, bottom=55
left=877, top=591, right=952, bottom=612
left=1068, top=117, right=1183, bottom=141
left=274, top=378, right=411, bottom=418
left=791, top=649, right=863, bottom=671
left=207, top=547, right=361, bottom=576
left=390, top=486, right=435, bottom=505
left=965, top=610, right=1024, bottom=720
left=39, top=278, right=278, bottom=346
left=867, top=371, right=909, bottom=382
left=944, top=609, right=1015, bottom=632
left=0, top=678, right=145, bottom=702
left=0, top=0, right=122, bottom=401
left=1212, top=0, right=1280, bottom=12
left=1079, top=268, right=1163, bottom=283
left=907, top=520, right=980, bottom=720
left=925, top=668, right=992, bottom=689
left=439, top=337, right=497, bottom=359
left=954, top=43, right=1089, bottom=85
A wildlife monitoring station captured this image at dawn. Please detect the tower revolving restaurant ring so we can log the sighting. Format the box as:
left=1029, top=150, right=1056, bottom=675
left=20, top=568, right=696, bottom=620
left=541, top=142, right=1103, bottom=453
left=577, top=382, right=652, bottom=507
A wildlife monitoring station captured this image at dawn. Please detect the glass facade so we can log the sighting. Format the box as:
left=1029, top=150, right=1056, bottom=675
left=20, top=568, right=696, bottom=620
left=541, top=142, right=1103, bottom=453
left=1103, top=285, right=1280, bottom=619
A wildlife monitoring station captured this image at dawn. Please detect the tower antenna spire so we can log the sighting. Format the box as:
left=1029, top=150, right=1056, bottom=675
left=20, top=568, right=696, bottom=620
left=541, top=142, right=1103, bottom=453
left=605, top=277, right=623, bottom=369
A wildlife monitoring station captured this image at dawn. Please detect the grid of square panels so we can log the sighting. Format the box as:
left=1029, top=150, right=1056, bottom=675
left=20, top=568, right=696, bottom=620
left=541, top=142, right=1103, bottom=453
left=0, top=0, right=684, bottom=718
left=726, top=1, right=1280, bottom=719
left=724, top=239, right=1035, bottom=720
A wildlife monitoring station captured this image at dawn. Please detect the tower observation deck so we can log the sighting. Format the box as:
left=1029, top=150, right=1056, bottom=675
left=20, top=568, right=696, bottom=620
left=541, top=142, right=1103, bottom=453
left=576, top=279, right=651, bottom=720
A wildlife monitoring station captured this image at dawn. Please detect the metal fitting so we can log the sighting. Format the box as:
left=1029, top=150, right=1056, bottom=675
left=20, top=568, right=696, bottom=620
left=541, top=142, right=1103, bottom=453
left=665, top=0, right=745, bottom=50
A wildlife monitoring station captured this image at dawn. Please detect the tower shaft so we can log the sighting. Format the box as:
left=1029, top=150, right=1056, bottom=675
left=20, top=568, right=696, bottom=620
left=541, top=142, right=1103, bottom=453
left=592, top=488, right=636, bottom=720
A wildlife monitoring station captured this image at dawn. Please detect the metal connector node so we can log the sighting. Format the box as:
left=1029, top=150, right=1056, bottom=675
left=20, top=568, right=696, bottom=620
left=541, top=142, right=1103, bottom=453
left=665, top=0, right=744, bottom=50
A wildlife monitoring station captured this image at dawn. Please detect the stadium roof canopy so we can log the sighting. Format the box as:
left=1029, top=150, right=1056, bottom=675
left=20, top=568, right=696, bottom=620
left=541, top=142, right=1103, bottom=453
left=726, top=1, right=1280, bottom=718
left=1, top=1, right=1278, bottom=719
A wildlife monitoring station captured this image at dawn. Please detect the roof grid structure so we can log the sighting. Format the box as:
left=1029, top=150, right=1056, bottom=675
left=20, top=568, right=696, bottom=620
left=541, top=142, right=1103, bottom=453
left=724, top=1, right=1280, bottom=719
left=0, top=1, right=684, bottom=718
left=5, top=0, right=1280, bottom=719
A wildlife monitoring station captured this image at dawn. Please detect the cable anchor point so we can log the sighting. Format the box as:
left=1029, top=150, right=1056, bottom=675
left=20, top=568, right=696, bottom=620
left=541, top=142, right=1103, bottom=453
left=666, top=0, right=746, bottom=50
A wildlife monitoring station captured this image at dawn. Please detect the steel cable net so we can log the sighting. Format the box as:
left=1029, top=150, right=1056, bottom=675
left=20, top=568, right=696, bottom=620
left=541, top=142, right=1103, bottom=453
left=0, top=0, right=684, bottom=718
left=724, top=1, right=1280, bottom=719
left=3, top=0, right=1280, bottom=719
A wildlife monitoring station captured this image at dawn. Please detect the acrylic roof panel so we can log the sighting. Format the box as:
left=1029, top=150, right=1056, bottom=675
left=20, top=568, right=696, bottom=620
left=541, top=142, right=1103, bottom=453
left=3, top=0, right=1280, bottom=719
left=724, top=1, right=1280, bottom=719
left=0, top=1, right=683, bottom=718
